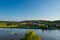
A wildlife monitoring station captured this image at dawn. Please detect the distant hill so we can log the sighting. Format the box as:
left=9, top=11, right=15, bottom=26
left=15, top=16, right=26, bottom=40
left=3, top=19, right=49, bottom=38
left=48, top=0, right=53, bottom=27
left=0, top=20, right=60, bottom=29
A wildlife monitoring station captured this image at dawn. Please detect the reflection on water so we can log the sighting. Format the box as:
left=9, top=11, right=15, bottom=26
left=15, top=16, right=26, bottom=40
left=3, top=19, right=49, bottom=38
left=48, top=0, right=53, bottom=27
left=0, top=28, right=60, bottom=40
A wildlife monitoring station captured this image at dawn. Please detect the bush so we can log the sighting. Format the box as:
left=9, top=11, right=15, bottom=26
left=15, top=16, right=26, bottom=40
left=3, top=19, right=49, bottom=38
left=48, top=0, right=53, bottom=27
left=21, top=30, right=41, bottom=40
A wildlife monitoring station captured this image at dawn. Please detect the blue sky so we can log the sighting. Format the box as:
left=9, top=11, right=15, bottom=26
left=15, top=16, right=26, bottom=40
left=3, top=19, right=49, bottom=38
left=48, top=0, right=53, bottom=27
left=0, top=0, right=60, bottom=21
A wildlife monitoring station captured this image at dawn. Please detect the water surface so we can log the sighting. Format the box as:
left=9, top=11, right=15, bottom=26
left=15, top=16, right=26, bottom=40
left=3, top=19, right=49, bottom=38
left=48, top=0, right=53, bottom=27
left=0, top=28, right=60, bottom=40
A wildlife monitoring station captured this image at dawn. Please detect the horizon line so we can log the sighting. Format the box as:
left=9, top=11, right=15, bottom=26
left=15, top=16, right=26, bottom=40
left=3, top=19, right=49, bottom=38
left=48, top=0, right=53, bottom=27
left=0, top=19, right=60, bottom=21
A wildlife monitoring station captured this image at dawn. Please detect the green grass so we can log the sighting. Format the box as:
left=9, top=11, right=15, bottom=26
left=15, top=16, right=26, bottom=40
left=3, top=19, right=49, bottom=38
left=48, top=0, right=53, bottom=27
left=0, top=23, right=19, bottom=28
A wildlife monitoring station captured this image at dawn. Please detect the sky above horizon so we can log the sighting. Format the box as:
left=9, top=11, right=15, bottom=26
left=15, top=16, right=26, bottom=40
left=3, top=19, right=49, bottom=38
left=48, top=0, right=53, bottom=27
left=0, top=0, right=60, bottom=21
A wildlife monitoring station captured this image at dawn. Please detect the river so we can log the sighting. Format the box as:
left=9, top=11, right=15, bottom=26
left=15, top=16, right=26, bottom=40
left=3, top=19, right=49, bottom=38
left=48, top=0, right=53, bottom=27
left=0, top=28, right=60, bottom=40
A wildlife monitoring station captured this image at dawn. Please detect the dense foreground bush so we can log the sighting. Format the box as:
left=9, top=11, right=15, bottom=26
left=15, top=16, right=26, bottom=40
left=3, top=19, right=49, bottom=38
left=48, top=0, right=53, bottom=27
left=21, top=30, right=41, bottom=40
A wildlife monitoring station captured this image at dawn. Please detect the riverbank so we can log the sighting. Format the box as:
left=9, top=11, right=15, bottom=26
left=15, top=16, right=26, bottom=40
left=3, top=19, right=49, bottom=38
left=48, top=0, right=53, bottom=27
left=0, top=20, right=60, bottom=30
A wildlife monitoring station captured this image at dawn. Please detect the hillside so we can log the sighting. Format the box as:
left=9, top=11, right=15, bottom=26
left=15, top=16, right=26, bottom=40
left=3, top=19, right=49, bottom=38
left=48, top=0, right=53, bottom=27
left=0, top=20, right=60, bottom=29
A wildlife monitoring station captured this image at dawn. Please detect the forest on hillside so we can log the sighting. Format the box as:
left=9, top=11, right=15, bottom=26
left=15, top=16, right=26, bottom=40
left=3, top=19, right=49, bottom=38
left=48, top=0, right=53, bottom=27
left=0, top=20, right=60, bottom=29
